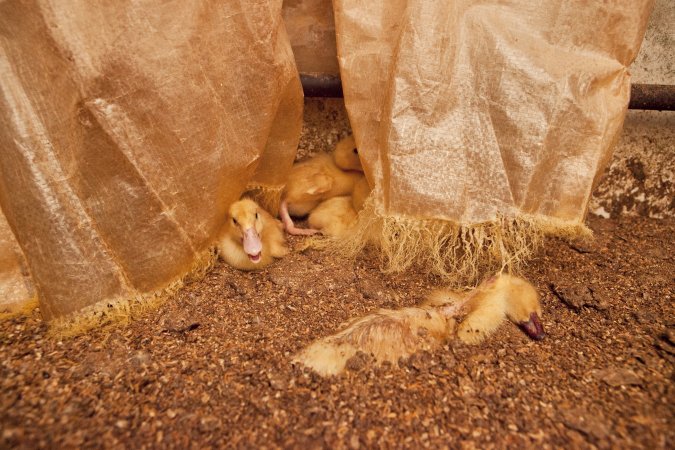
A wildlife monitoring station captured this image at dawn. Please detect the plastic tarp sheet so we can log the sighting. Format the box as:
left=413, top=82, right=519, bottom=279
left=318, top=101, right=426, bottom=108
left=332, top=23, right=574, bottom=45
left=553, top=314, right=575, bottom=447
left=333, top=0, right=653, bottom=279
left=0, top=0, right=302, bottom=321
left=334, top=0, right=653, bottom=225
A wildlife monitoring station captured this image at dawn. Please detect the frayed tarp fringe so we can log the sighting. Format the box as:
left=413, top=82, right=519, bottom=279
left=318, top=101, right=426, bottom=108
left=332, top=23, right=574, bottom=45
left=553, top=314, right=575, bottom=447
left=324, top=198, right=590, bottom=287
left=48, top=248, right=217, bottom=338
left=0, top=296, right=39, bottom=321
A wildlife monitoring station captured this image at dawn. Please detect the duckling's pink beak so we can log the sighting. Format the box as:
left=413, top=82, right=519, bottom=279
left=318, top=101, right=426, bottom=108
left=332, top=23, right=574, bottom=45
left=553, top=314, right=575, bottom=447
left=242, top=227, right=262, bottom=263
left=519, top=312, right=545, bottom=340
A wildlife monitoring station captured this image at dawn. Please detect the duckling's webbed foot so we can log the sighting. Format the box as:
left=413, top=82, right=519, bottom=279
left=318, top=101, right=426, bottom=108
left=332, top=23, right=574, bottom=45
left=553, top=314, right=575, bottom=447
left=279, top=200, right=321, bottom=236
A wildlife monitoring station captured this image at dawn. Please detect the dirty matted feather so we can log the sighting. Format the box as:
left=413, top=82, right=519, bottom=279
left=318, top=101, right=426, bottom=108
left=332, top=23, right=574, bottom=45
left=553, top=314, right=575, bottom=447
left=294, top=274, right=545, bottom=376
left=293, top=306, right=456, bottom=376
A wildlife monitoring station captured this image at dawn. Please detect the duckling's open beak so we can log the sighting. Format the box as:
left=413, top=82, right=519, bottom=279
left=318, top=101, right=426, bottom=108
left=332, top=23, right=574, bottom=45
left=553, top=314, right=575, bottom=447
left=242, top=227, right=262, bottom=263
left=518, top=312, right=545, bottom=340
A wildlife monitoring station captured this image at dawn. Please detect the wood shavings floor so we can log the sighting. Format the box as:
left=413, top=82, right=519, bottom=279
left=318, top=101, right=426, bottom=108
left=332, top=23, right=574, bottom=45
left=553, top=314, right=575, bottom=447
left=1, top=215, right=673, bottom=449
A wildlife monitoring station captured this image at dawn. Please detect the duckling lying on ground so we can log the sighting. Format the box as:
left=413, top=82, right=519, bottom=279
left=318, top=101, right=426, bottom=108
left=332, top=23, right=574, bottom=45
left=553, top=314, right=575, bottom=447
left=293, top=304, right=460, bottom=376
left=307, top=196, right=358, bottom=237
left=280, top=135, right=364, bottom=236
left=426, top=273, right=544, bottom=345
left=306, top=174, right=371, bottom=237
left=293, top=274, right=544, bottom=376
left=217, top=198, right=288, bottom=270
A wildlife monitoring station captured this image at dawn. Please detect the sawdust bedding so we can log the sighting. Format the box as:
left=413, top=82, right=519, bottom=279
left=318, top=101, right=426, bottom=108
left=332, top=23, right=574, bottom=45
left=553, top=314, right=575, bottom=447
left=0, top=214, right=673, bottom=449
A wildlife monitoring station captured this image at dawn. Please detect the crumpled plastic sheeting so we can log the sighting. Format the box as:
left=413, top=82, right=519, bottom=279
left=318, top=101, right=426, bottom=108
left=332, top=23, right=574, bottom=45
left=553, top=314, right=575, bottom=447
left=0, top=0, right=302, bottom=321
left=0, top=211, right=35, bottom=313
left=334, top=0, right=653, bottom=226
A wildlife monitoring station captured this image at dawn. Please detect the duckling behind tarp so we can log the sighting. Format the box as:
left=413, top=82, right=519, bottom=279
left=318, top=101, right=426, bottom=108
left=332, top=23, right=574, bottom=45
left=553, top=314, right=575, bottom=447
left=308, top=196, right=358, bottom=237
left=280, top=135, right=365, bottom=236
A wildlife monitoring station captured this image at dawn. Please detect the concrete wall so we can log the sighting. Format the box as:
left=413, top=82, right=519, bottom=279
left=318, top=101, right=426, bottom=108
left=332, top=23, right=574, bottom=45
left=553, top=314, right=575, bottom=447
left=283, top=0, right=338, bottom=75
left=591, top=0, right=674, bottom=219
left=630, top=0, right=673, bottom=85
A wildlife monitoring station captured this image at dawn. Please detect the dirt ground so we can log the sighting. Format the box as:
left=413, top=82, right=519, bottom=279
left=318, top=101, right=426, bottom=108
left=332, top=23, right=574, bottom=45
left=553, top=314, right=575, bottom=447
left=0, top=213, right=673, bottom=449
left=1, top=100, right=673, bottom=449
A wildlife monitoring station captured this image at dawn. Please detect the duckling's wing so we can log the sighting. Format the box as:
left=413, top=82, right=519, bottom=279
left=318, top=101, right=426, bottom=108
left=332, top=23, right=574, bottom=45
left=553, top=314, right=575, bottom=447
left=304, top=173, right=334, bottom=195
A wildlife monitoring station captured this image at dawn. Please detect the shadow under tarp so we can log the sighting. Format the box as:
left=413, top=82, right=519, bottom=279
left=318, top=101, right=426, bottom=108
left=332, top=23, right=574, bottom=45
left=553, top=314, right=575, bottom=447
left=0, top=0, right=302, bottom=329
left=332, top=0, right=654, bottom=284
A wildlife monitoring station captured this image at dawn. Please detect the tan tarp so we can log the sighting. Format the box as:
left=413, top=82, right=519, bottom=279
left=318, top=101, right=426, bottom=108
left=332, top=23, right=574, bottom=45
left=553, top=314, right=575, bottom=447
left=333, top=0, right=654, bottom=280
left=0, top=0, right=302, bottom=323
left=0, top=211, right=35, bottom=314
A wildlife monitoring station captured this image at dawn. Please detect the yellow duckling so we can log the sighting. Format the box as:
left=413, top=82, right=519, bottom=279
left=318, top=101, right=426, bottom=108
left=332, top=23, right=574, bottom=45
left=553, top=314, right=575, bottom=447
left=280, top=135, right=365, bottom=235
left=426, top=274, right=544, bottom=345
left=217, top=199, right=288, bottom=270
left=293, top=274, right=544, bottom=376
left=307, top=196, right=358, bottom=237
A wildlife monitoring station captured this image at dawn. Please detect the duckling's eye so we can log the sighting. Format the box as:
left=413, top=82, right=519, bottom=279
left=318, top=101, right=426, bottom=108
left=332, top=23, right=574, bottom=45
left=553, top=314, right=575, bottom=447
left=353, top=148, right=358, bottom=154
left=232, top=218, right=238, bottom=226
left=255, top=212, right=259, bottom=220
